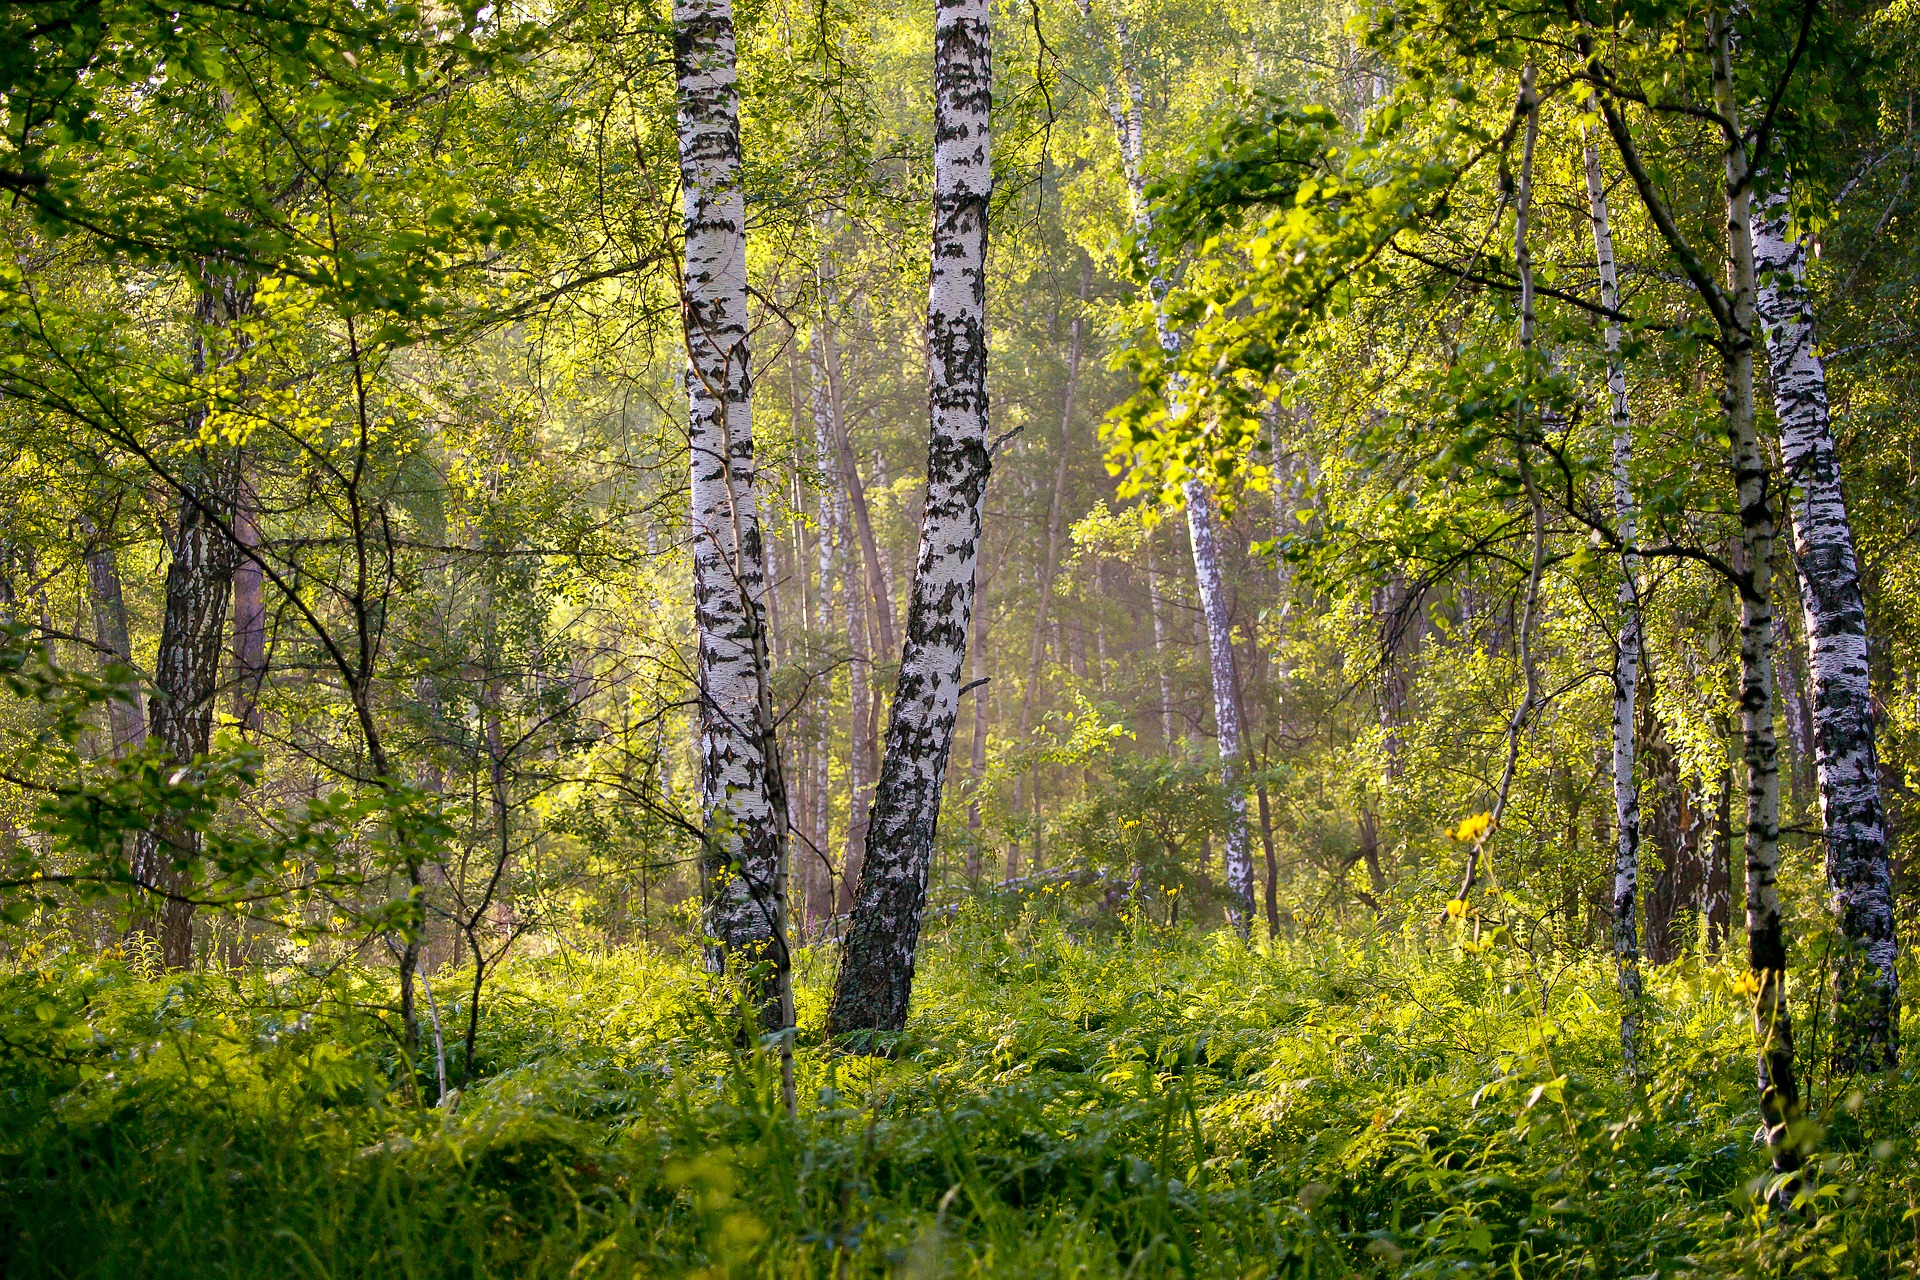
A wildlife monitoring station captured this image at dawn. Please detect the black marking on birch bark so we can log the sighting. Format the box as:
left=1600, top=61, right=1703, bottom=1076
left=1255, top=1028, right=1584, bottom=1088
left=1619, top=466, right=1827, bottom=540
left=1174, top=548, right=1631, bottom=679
left=827, top=0, right=992, bottom=1039
left=1710, top=19, right=1800, bottom=1186
left=1583, top=127, right=1644, bottom=1070
left=676, top=0, right=786, bottom=1024
left=1752, top=186, right=1898, bottom=1073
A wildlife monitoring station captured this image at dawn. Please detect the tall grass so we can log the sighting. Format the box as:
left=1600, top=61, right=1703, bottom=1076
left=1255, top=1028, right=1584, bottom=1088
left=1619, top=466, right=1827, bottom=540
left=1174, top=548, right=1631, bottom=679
left=2, top=908, right=1915, bottom=1277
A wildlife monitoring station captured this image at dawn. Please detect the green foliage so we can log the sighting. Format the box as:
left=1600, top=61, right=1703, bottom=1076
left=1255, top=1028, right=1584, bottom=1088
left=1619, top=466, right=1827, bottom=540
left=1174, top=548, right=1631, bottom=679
left=3, top=919, right=1916, bottom=1278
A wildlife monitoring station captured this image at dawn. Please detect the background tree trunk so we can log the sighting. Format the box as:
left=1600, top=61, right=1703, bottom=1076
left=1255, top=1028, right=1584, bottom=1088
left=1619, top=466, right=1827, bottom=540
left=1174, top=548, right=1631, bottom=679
left=81, top=519, right=145, bottom=756
left=131, top=280, right=253, bottom=969
left=231, top=491, right=267, bottom=734
left=1083, top=0, right=1254, bottom=933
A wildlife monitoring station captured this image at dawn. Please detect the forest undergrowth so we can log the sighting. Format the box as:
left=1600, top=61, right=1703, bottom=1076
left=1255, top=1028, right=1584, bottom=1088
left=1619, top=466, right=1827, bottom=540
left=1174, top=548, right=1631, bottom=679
left=4, top=904, right=1917, bottom=1279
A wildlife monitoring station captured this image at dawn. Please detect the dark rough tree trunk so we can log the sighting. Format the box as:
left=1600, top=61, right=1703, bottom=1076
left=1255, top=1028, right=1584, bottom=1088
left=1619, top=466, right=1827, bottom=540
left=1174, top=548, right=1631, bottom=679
left=675, top=0, right=789, bottom=1036
left=135, top=471, right=241, bottom=967
left=828, top=0, right=991, bottom=1038
left=1704, top=728, right=1735, bottom=953
left=1752, top=185, right=1899, bottom=1073
left=1638, top=689, right=1686, bottom=967
left=131, top=277, right=253, bottom=970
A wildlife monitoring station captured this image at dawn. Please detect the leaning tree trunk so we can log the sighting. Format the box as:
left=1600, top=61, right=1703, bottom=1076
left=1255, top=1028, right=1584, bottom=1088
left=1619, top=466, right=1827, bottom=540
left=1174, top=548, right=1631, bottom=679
left=1583, top=128, right=1646, bottom=1071
left=1083, top=0, right=1255, bottom=934
left=1752, top=185, right=1899, bottom=1073
left=1710, top=20, right=1800, bottom=1183
left=827, top=0, right=991, bottom=1038
left=675, top=0, right=788, bottom=1030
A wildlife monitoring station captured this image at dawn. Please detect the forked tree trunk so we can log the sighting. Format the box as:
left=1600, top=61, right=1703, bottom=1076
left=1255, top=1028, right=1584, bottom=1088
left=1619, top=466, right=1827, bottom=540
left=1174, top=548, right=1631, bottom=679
left=675, top=0, right=789, bottom=1029
left=828, top=0, right=991, bottom=1037
left=1583, top=129, right=1645, bottom=1069
left=1752, top=186, right=1899, bottom=1073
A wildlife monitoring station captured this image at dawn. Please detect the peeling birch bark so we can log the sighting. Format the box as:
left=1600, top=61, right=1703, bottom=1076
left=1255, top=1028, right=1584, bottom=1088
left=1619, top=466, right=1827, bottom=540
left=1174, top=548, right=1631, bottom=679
left=675, top=0, right=788, bottom=1025
left=828, top=0, right=992, bottom=1037
left=1752, top=185, right=1899, bottom=1072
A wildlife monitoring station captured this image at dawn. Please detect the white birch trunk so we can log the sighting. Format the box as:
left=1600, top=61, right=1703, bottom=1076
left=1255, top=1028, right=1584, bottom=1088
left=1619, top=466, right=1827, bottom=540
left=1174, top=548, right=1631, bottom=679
left=1710, top=23, right=1798, bottom=1179
left=675, top=0, right=787, bottom=1011
left=1183, top=487, right=1254, bottom=933
left=1082, top=0, right=1255, bottom=935
left=1751, top=186, right=1899, bottom=1071
left=1583, top=129, right=1645, bottom=1069
left=829, top=0, right=992, bottom=1035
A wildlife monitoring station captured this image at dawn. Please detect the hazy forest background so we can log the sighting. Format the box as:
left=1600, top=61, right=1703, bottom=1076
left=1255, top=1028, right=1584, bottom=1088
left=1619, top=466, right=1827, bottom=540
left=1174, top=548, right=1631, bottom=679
left=3, top=0, right=1920, bottom=1271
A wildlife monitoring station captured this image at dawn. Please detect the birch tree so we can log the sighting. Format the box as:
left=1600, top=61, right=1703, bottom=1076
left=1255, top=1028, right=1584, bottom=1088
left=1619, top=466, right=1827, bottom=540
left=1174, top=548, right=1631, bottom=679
left=1751, top=185, right=1899, bottom=1073
left=1079, top=0, right=1256, bottom=934
left=675, top=0, right=789, bottom=1026
left=1579, top=11, right=1801, bottom=1181
left=1583, top=131, right=1645, bottom=1070
left=829, top=0, right=992, bottom=1036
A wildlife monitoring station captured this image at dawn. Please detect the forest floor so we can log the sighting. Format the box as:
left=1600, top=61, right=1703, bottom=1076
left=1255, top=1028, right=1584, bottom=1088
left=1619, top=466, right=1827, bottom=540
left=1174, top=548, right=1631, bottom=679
left=2, top=906, right=1917, bottom=1278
